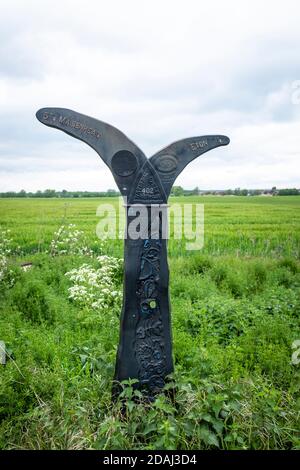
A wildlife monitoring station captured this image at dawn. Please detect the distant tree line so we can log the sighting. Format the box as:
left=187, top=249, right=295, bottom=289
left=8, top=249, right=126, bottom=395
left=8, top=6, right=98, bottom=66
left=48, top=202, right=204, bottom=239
left=170, top=186, right=300, bottom=197
left=0, top=187, right=299, bottom=198
left=0, top=189, right=120, bottom=198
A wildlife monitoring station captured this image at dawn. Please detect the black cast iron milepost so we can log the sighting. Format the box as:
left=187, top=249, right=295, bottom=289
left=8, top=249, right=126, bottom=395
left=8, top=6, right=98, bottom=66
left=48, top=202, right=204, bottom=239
left=36, top=107, right=230, bottom=399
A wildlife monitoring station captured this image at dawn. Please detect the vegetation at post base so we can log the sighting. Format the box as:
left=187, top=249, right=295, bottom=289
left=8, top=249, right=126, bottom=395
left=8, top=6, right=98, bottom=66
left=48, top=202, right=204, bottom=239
left=0, top=196, right=299, bottom=450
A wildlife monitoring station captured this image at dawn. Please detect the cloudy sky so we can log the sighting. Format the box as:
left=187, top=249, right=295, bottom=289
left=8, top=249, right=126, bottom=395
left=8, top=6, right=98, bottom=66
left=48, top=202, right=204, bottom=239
left=1, top=0, right=300, bottom=191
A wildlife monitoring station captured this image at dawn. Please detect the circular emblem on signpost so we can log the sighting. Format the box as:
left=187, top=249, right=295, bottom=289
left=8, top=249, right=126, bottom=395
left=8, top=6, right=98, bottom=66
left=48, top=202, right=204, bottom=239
left=111, top=150, right=138, bottom=177
left=154, top=155, right=178, bottom=173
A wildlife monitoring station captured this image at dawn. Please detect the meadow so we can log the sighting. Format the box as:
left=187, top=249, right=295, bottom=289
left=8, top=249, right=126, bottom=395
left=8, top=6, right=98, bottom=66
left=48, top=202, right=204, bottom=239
left=0, top=196, right=299, bottom=450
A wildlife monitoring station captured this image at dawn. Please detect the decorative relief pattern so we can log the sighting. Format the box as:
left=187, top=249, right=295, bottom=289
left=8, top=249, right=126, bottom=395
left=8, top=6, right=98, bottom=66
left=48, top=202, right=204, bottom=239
left=111, top=150, right=138, bottom=177
left=153, top=155, right=178, bottom=174
left=133, top=169, right=162, bottom=202
left=134, top=239, right=166, bottom=394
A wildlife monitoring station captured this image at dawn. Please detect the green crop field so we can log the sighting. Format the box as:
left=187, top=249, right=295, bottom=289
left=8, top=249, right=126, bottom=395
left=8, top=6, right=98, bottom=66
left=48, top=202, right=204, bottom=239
left=0, top=196, right=299, bottom=450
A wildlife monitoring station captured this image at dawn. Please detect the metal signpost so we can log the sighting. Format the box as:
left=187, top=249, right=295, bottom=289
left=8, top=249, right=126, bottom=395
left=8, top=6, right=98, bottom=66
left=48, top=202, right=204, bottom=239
left=36, top=107, right=229, bottom=398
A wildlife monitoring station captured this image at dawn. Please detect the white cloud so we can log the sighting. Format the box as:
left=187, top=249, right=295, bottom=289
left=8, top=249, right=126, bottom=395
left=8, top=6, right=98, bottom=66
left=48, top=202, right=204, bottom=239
left=0, top=0, right=300, bottom=190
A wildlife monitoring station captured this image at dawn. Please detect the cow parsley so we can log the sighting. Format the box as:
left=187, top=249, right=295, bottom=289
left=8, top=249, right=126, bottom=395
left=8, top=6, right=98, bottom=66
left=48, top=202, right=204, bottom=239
left=50, top=223, right=96, bottom=256
left=65, top=255, right=122, bottom=310
left=0, top=229, right=14, bottom=286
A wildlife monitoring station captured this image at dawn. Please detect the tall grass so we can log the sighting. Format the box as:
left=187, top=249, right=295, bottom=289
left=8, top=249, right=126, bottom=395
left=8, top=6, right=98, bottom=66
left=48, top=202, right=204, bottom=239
left=0, top=196, right=299, bottom=449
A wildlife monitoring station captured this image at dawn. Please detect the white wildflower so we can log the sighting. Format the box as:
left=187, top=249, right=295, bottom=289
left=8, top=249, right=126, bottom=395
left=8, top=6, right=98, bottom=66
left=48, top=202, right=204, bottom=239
left=50, top=223, right=97, bottom=256
left=65, top=254, right=122, bottom=310
left=0, top=229, right=14, bottom=286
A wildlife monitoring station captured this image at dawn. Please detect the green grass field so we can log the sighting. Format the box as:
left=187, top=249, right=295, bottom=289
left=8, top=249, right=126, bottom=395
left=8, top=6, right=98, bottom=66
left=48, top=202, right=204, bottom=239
left=0, top=196, right=299, bottom=449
